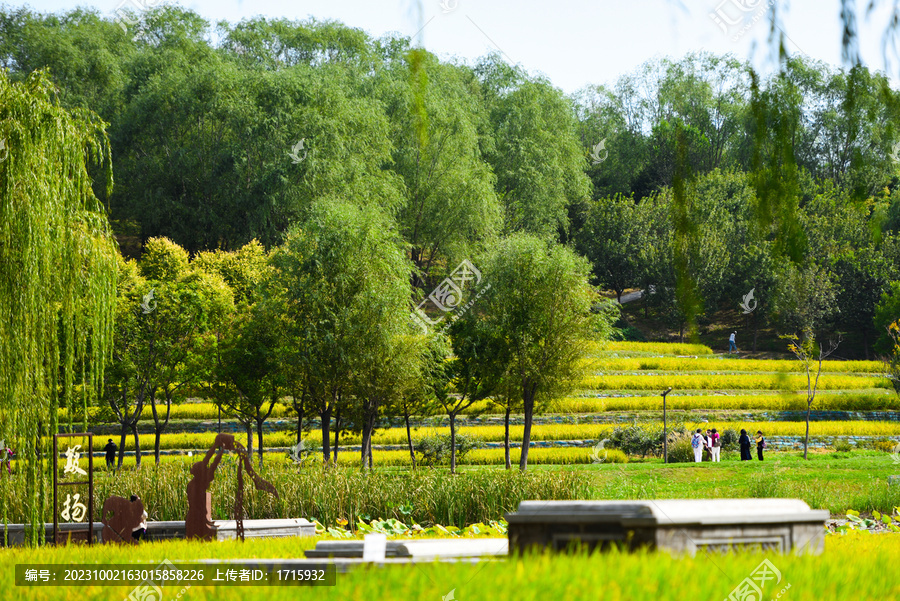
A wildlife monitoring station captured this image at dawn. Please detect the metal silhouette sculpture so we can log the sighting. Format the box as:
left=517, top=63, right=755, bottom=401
left=185, top=433, right=278, bottom=541
left=101, top=495, right=144, bottom=544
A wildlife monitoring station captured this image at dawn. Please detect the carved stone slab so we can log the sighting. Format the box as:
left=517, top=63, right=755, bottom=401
left=505, top=499, right=828, bottom=556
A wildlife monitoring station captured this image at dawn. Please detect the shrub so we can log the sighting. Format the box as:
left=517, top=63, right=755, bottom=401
left=833, top=439, right=853, bottom=453
left=665, top=436, right=696, bottom=464
left=606, top=424, right=662, bottom=457
left=720, top=429, right=739, bottom=451
left=871, top=438, right=897, bottom=453
left=611, top=325, right=647, bottom=342
left=606, top=422, right=691, bottom=458
left=414, top=433, right=483, bottom=466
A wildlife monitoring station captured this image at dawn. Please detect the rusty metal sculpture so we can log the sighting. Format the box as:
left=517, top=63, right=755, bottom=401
left=100, top=495, right=144, bottom=544
left=185, top=433, right=278, bottom=541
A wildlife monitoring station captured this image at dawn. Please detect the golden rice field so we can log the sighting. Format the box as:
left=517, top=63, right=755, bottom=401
left=587, top=341, right=715, bottom=356
left=81, top=420, right=900, bottom=455
left=584, top=356, right=884, bottom=374
left=86, top=446, right=627, bottom=467
left=57, top=388, right=898, bottom=425
left=58, top=341, right=900, bottom=467
left=580, top=372, right=890, bottom=391
left=547, top=392, right=898, bottom=412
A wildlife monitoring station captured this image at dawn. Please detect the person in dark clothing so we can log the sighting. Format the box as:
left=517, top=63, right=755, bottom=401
left=756, top=430, right=765, bottom=461
left=739, top=429, right=752, bottom=461
left=104, top=439, right=117, bottom=469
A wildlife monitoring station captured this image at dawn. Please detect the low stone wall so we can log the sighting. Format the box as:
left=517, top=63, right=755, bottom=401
left=0, top=519, right=315, bottom=547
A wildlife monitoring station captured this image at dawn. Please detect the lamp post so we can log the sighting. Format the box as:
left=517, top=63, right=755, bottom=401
left=662, top=387, right=672, bottom=464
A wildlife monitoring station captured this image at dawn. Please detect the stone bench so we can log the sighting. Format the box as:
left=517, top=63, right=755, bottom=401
left=505, top=499, right=827, bottom=556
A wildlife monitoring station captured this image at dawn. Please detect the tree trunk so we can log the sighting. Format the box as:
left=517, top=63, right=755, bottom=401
left=154, top=427, right=162, bottom=465
left=863, top=330, right=870, bottom=361
left=616, top=289, right=623, bottom=304
left=117, top=424, right=128, bottom=469
left=504, top=403, right=511, bottom=470
left=256, top=419, right=264, bottom=466
left=405, top=413, right=416, bottom=470
left=295, top=405, right=304, bottom=444
left=804, top=400, right=811, bottom=460
left=449, top=412, right=457, bottom=475
left=360, top=410, right=371, bottom=470
left=320, top=403, right=331, bottom=465
left=752, top=311, right=759, bottom=353
left=131, top=423, right=141, bottom=468
left=519, top=388, right=535, bottom=472
left=333, top=409, right=341, bottom=465
left=245, top=422, right=253, bottom=464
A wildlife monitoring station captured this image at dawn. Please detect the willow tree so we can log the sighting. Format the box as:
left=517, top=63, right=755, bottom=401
left=0, top=70, right=118, bottom=543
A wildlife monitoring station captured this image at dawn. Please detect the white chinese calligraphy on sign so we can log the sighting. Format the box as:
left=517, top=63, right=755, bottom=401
left=63, top=445, right=87, bottom=476
left=61, top=493, right=87, bottom=522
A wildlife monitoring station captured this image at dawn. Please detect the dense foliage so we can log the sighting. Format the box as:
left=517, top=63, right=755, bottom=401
left=3, top=8, right=900, bottom=357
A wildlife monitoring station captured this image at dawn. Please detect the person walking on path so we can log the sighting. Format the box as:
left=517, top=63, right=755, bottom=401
left=104, top=439, right=117, bottom=470
left=739, top=429, right=752, bottom=461
left=691, top=429, right=705, bottom=463
left=728, top=332, right=737, bottom=353
left=710, top=428, right=721, bottom=462
left=756, top=430, right=765, bottom=461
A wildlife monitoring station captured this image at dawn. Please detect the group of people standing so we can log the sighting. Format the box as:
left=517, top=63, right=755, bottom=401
left=690, top=428, right=766, bottom=462
left=739, top=429, right=766, bottom=461
left=691, top=428, right=721, bottom=462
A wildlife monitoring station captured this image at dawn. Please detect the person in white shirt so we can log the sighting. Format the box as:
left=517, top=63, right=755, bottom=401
left=130, top=494, right=148, bottom=541
left=710, top=428, right=721, bottom=462
left=691, top=429, right=704, bottom=463
left=728, top=332, right=737, bottom=353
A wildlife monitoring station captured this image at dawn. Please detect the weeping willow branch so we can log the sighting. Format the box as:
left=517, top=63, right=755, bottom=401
left=0, top=69, right=118, bottom=544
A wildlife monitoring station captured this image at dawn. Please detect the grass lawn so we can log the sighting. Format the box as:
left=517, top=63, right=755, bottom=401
left=463, top=451, right=900, bottom=514
left=4, top=532, right=898, bottom=600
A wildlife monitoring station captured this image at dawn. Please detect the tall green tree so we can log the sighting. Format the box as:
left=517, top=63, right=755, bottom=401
left=268, top=200, right=412, bottom=465
left=772, top=261, right=839, bottom=339
left=380, top=49, right=500, bottom=283
left=576, top=195, right=643, bottom=303
left=209, top=301, right=281, bottom=466
left=105, top=238, right=234, bottom=466
left=478, top=59, right=590, bottom=240
left=104, top=257, right=148, bottom=469
left=475, top=235, right=608, bottom=471
left=0, top=71, right=118, bottom=541
left=115, top=48, right=401, bottom=251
